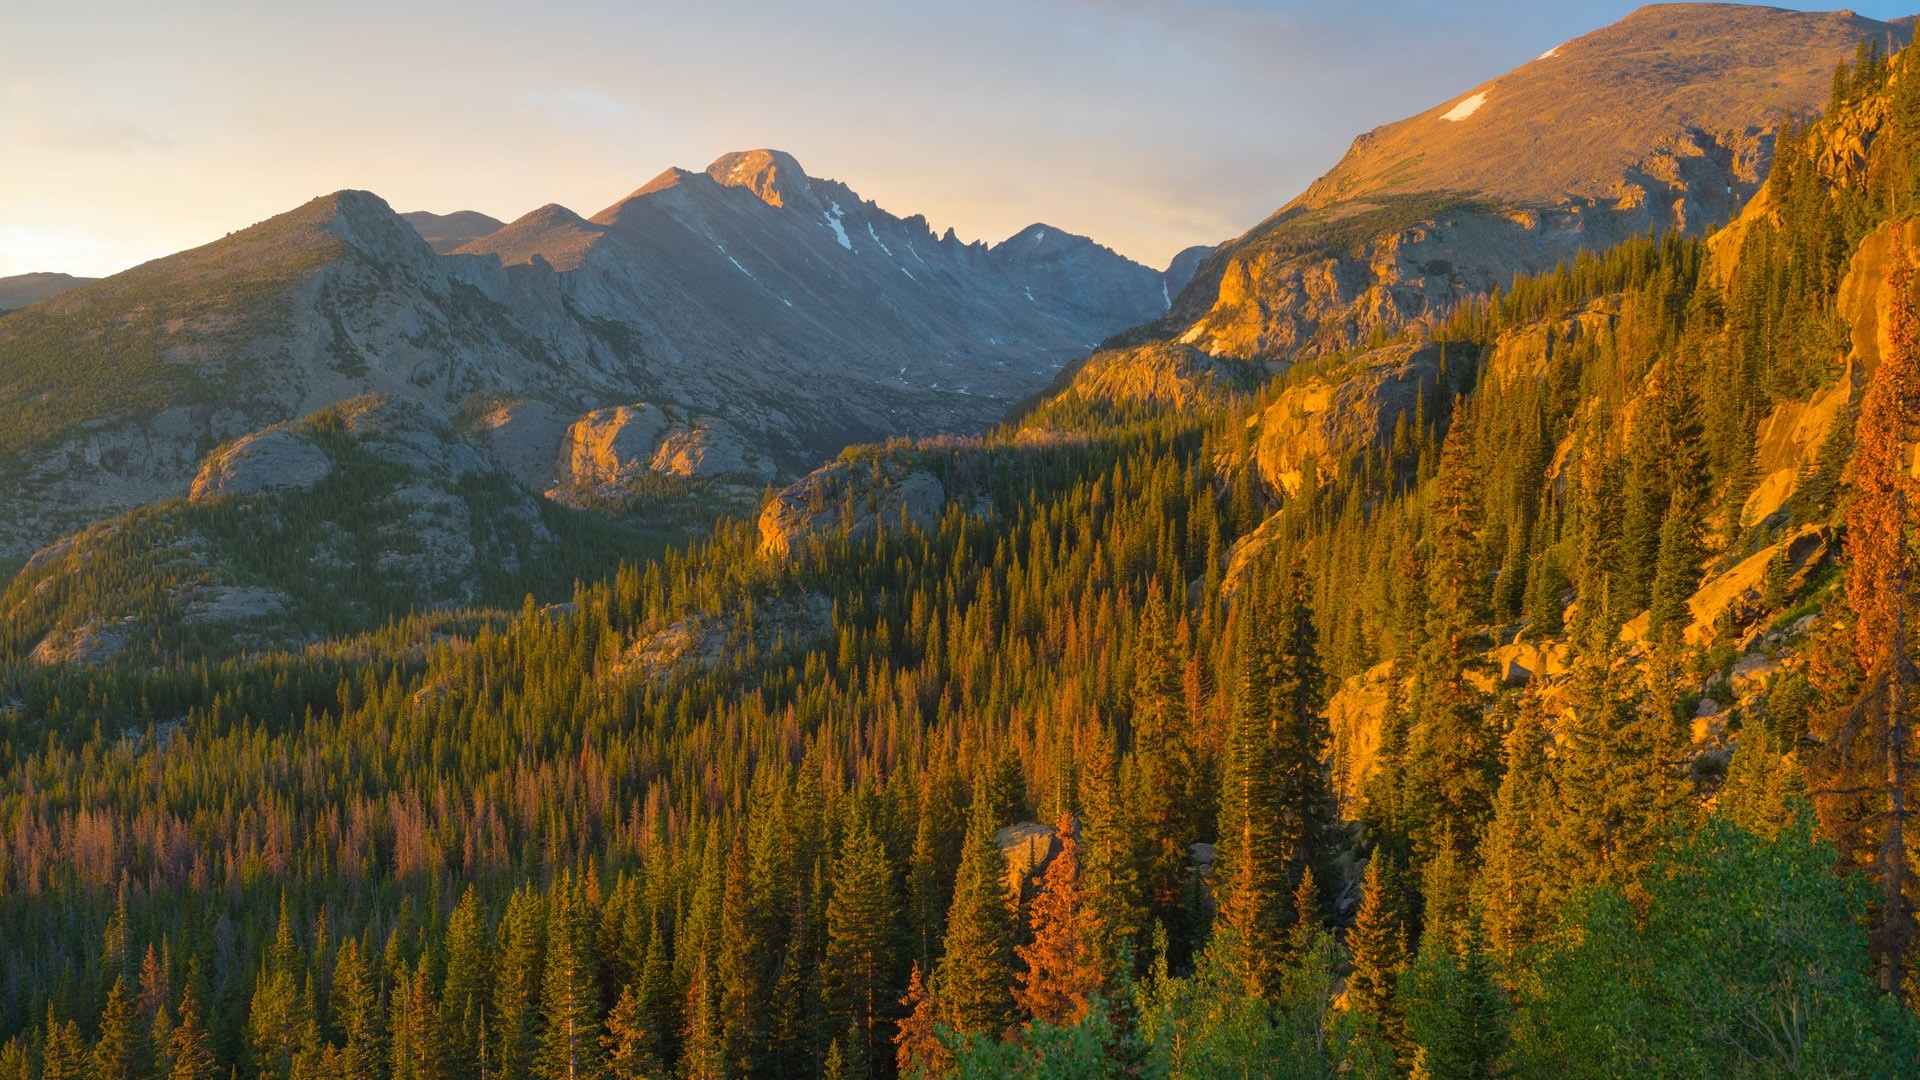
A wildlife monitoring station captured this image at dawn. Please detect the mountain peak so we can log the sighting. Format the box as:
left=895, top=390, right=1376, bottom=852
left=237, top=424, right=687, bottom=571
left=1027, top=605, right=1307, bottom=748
left=706, top=149, right=811, bottom=207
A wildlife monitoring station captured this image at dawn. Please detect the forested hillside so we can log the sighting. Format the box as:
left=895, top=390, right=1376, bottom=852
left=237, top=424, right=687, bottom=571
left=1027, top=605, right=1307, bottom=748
left=6, top=21, right=1920, bottom=1080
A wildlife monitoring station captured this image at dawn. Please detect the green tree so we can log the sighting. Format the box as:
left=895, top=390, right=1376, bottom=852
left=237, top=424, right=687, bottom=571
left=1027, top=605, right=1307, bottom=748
left=536, top=872, right=604, bottom=1080
left=822, top=813, right=902, bottom=1076
left=935, top=799, right=1016, bottom=1042
left=1509, top=815, right=1920, bottom=1076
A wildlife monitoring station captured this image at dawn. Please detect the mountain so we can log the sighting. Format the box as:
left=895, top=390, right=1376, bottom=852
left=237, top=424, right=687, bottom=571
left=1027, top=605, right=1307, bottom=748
left=0, top=149, right=1169, bottom=557
left=401, top=209, right=506, bottom=253
left=1103, top=3, right=1911, bottom=368
left=7, top=7, right=1920, bottom=1077
left=0, top=272, right=96, bottom=312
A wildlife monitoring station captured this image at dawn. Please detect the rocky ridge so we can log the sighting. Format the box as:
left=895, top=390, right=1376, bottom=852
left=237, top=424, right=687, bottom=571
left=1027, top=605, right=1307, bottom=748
left=0, top=151, right=1175, bottom=558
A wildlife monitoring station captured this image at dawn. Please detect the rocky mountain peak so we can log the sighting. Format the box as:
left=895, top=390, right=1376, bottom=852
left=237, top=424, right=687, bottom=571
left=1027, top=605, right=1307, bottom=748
left=705, top=149, right=812, bottom=208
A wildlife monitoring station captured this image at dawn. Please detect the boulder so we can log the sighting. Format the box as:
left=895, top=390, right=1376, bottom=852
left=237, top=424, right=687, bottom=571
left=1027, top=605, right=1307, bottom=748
left=996, top=821, right=1061, bottom=895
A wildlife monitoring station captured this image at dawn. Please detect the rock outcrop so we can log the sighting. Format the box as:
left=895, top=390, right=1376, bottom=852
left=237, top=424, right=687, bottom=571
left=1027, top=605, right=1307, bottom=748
left=190, top=428, right=334, bottom=503
left=1251, top=342, right=1448, bottom=497
left=758, top=456, right=948, bottom=559
left=551, top=403, right=773, bottom=501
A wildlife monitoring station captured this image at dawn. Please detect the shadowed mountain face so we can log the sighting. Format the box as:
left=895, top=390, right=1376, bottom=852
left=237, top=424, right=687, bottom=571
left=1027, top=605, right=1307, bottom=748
left=1127, top=3, right=1914, bottom=364
left=0, top=272, right=97, bottom=312
left=0, top=150, right=1170, bottom=556
left=401, top=210, right=507, bottom=254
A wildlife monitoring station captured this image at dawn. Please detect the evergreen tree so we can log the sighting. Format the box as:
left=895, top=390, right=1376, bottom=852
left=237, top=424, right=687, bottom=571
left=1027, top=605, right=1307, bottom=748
left=1014, top=813, right=1104, bottom=1025
left=894, top=964, right=945, bottom=1080
left=1813, top=229, right=1920, bottom=995
left=494, top=885, right=547, bottom=1080
left=442, top=885, right=493, bottom=1080
left=601, top=984, right=664, bottom=1080
left=331, top=937, right=383, bottom=1080
left=1345, top=858, right=1409, bottom=1064
left=41, top=1011, right=87, bottom=1080
left=167, top=993, right=219, bottom=1080
left=390, top=960, right=446, bottom=1080
left=536, top=872, right=605, bottom=1080
left=93, top=975, right=148, bottom=1080
left=247, top=903, right=309, bottom=1080
left=1129, top=586, right=1198, bottom=962
left=822, top=813, right=901, bottom=1076
left=934, top=799, right=1016, bottom=1042
left=1077, top=724, right=1144, bottom=978
left=1473, top=694, right=1557, bottom=973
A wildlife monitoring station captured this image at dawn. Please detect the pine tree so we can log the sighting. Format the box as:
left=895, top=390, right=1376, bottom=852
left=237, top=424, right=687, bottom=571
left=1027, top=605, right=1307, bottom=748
left=92, top=975, right=147, bottom=1080
left=1400, top=919, right=1509, bottom=1080
left=41, top=1010, right=87, bottom=1080
left=1473, top=694, right=1556, bottom=973
left=894, top=963, right=945, bottom=1080
left=1815, top=228, right=1920, bottom=994
left=1129, top=585, right=1198, bottom=961
left=1404, top=412, right=1500, bottom=862
left=536, top=871, right=604, bottom=1080
left=1077, top=724, right=1144, bottom=978
left=1346, top=858, right=1409, bottom=1064
left=390, top=961, right=446, bottom=1080
left=934, top=798, right=1016, bottom=1042
left=1215, top=567, right=1332, bottom=995
left=1014, top=813, right=1103, bottom=1025
left=442, top=885, right=493, bottom=1080
left=494, top=885, right=547, bottom=1080
left=166, top=993, right=219, bottom=1080
left=331, top=937, right=383, bottom=1080
left=601, top=984, right=664, bottom=1080
left=821, top=813, right=901, bottom=1076
left=248, top=902, right=309, bottom=1080
left=717, top=828, right=767, bottom=1075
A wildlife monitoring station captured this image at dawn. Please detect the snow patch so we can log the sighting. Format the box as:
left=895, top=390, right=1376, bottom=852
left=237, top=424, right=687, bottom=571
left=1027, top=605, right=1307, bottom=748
left=1537, top=46, right=1560, bottom=60
left=1031, top=229, right=1046, bottom=245
left=823, top=202, right=852, bottom=250
left=726, top=255, right=757, bottom=281
left=865, top=221, right=893, bottom=257
left=1162, top=281, right=1171, bottom=310
left=1442, top=92, right=1488, bottom=122
left=1024, top=286, right=1036, bottom=303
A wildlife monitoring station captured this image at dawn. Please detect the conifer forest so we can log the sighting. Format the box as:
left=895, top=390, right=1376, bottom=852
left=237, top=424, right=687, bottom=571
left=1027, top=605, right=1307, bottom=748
left=10, top=17, right=1920, bottom=1080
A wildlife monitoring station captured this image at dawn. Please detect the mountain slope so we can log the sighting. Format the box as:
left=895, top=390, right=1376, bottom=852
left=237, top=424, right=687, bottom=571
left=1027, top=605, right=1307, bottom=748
left=401, top=209, right=507, bottom=253
left=1117, top=3, right=1911, bottom=366
left=0, top=272, right=97, bottom=312
left=0, top=152, right=1169, bottom=557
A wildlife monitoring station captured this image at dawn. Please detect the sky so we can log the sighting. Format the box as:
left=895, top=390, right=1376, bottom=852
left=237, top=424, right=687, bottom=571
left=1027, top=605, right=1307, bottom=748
left=4, top=1, right=1916, bottom=278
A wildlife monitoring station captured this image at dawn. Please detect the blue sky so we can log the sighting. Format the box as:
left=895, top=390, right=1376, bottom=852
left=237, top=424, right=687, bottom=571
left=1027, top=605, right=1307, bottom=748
left=3, top=1, right=1914, bottom=276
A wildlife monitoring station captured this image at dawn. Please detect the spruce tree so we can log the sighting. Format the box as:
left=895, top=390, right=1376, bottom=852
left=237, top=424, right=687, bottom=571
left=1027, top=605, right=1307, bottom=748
left=601, top=984, right=664, bottom=1080
left=934, top=798, right=1016, bottom=1041
left=166, top=993, right=219, bottom=1080
left=92, top=975, right=147, bottom=1080
left=494, top=885, right=547, bottom=1080
left=821, top=813, right=901, bottom=1076
left=1815, top=228, right=1920, bottom=993
left=442, top=886, right=492, bottom=1080
left=536, top=871, right=605, bottom=1080
left=1014, top=813, right=1103, bottom=1025
left=1077, top=724, right=1144, bottom=978
left=1346, top=858, right=1409, bottom=1064
left=894, top=963, right=945, bottom=1079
